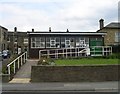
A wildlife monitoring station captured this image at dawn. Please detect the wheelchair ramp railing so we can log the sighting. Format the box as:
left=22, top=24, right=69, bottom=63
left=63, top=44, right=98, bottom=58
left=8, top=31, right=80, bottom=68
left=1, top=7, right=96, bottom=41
left=39, top=47, right=88, bottom=59
left=7, top=51, right=27, bottom=75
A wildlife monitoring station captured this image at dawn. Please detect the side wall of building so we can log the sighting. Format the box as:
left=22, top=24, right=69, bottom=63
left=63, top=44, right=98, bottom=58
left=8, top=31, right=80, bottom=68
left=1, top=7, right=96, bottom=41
left=0, top=26, right=8, bottom=52
left=99, top=28, right=120, bottom=46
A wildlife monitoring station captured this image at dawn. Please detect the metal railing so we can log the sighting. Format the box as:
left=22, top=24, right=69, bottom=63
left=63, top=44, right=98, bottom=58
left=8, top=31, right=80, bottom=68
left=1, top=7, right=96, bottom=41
left=7, top=51, right=27, bottom=75
left=90, top=46, right=112, bottom=56
left=39, top=46, right=112, bottom=59
left=39, top=47, right=87, bottom=59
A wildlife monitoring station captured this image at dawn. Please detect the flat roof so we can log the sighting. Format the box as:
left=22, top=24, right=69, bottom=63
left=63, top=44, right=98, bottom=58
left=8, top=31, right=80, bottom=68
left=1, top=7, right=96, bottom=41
left=27, top=32, right=106, bottom=35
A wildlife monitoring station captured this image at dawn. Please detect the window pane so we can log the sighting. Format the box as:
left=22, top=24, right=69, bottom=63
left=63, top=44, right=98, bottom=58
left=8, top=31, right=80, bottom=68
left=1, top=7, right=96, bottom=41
left=41, top=38, right=45, bottom=42
left=32, top=43, right=35, bottom=47
left=61, top=38, right=65, bottom=42
left=46, top=38, right=50, bottom=42
left=51, top=40, right=55, bottom=45
left=40, top=43, right=45, bottom=47
left=56, top=38, right=60, bottom=42
left=36, top=38, right=40, bottom=41
left=56, top=43, right=60, bottom=48
left=31, top=38, right=35, bottom=42
left=46, top=43, right=50, bottom=47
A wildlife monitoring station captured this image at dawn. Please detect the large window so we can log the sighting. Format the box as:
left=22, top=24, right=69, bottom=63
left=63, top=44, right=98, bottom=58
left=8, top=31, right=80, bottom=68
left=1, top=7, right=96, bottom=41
left=31, top=37, right=45, bottom=48
left=61, top=37, right=75, bottom=48
left=76, top=37, right=89, bottom=48
left=115, top=32, right=120, bottom=42
left=46, top=37, right=60, bottom=48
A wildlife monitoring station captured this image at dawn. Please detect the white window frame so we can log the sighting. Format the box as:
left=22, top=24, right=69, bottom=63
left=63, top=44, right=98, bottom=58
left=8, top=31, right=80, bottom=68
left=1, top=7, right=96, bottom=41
left=115, top=32, right=120, bottom=42
left=50, top=39, right=56, bottom=46
left=76, top=37, right=89, bottom=48
left=65, top=39, right=70, bottom=48
left=46, top=37, right=60, bottom=48
left=31, top=37, right=45, bottom=48
left=24, top=38, right=28, bottom=44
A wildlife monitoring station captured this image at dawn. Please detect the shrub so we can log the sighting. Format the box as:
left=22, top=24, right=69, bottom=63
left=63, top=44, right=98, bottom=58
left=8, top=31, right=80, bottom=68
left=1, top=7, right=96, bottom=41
left=38, top=56, right=56, bottom=65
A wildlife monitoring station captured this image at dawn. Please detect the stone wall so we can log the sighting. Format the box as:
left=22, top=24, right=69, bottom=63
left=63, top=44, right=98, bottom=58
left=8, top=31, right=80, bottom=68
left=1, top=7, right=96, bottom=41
left=2, top=74, right=11, bottom=83
left=31, top=65, right=119, bottom=82
left=98, top=28, right=120, bottom=46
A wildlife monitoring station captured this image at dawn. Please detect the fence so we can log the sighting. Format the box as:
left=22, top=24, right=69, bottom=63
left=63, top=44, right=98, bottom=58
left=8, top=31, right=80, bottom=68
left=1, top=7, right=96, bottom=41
left=7, top=51, right=27, bottom=75
left=39, top=46, right=112, bottom=59
left=90, top=46, right=112, bottom=56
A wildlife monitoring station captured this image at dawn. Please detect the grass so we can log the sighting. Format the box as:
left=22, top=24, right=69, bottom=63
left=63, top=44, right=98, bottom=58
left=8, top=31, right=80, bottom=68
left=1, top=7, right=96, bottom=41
left=54, top=58, right=119, bottom=66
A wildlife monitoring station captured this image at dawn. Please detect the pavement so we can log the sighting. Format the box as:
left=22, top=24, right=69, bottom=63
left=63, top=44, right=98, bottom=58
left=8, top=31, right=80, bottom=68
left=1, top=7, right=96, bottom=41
left=2, top=81, right=119, bottom=92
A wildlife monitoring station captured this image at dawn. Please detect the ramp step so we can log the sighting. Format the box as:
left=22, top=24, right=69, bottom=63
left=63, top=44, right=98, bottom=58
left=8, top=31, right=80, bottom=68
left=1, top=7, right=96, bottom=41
left=9, top=78, right=30, bottom=83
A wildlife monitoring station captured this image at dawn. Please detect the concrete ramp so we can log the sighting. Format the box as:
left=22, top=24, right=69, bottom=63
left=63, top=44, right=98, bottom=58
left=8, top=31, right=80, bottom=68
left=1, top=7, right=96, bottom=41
left=9, top=59, right=38, bottom=83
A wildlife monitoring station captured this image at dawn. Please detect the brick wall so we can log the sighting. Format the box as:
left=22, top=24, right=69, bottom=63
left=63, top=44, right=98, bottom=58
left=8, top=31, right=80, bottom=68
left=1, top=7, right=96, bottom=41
left=31, top=65, right=119, bottom=82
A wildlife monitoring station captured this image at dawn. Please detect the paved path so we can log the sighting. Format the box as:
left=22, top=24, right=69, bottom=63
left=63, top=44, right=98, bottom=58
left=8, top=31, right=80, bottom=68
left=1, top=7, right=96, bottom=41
left=9, top=60, right=38, bottom=83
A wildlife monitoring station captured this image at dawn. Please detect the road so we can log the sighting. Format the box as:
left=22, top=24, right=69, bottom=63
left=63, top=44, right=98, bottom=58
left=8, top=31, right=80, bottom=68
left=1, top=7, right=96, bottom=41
left=1, top=91, right=119, bottom=94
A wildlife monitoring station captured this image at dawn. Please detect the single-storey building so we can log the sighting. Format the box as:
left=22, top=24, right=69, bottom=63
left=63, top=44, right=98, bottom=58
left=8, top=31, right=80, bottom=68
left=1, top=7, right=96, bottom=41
left=28, top=29, right=112, bottom=59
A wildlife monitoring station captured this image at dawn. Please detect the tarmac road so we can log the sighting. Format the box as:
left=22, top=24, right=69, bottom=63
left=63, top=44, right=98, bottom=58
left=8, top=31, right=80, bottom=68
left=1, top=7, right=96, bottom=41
left=1, top=91, right=119, bottom=94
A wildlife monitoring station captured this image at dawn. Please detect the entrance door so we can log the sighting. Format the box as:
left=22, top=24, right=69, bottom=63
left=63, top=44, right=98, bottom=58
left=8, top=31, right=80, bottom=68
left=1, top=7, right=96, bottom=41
left=90, top=38, right=103, bottom=56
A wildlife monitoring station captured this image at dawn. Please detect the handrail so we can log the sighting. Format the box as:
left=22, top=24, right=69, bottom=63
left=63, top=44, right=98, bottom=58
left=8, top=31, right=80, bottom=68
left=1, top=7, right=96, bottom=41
left=7, top=51, right=27, bottom=75
left=7, top=52, right=27, bottom=67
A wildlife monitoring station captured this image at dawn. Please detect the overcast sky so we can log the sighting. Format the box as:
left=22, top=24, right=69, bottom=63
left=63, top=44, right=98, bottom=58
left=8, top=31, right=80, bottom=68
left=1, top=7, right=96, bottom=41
left=0, top=0, right=119, bottom=32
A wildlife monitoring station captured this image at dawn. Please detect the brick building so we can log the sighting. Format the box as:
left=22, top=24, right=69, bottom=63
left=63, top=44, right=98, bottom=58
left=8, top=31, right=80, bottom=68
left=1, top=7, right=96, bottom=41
left=0, top=26, right=8, bottom=52
left=7, top=27, right=28, bottom=54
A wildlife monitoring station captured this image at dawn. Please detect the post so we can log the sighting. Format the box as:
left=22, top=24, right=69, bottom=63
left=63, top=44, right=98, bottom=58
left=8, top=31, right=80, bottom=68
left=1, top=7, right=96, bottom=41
left=102, top=46, right=104, bottom=56
left=75, top=48, right=77, bottom=58
left=25, top=52, right=27, bottom=61
left=47, top=50, right=50, bottom=58
left=66, top=48, right=67, bottom=58
left=111, top=46, right=112, bottom=55
left=78, top=48, right=79, bottom=57
left=8, top=66, right=10, bottom=75
left=21, top=56, right=22, bottom=66
left=24, top=53, right=25, bottom=63
left=39, top=51, right=41, bottom=60
left=18, top=58, right=20, bottom=69
left=62, top=49, right=64, bottom=58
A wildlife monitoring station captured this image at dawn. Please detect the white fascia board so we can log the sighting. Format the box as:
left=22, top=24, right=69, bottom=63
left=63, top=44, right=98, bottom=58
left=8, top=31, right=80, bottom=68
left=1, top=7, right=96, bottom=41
left=28, top=32, right=106, bottom=35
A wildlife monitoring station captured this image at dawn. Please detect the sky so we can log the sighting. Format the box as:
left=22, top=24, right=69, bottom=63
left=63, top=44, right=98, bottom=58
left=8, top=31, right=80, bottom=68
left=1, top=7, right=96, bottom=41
left=0, top=0, right=119, bottom=32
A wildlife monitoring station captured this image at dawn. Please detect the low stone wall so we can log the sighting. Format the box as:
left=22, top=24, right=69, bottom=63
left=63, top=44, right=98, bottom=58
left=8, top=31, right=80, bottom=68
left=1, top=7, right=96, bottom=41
left=2, top=74, right=11, bottom=83
left=31, top=65, right=119, bottom=82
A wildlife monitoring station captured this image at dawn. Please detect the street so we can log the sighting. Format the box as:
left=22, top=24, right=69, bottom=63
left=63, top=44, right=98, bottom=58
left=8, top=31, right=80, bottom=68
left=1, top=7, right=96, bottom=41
left=1, top=91, right=119, bottom=94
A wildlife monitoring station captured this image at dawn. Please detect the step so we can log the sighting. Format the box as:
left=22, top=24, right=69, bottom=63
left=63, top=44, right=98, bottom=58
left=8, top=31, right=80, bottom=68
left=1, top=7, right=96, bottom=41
left=9, top=78, right=31, bottom=83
